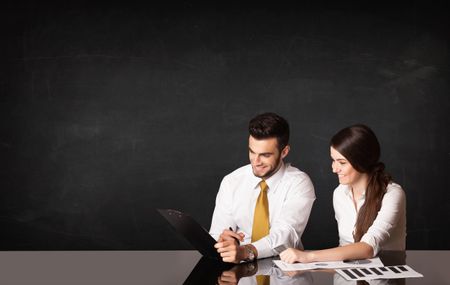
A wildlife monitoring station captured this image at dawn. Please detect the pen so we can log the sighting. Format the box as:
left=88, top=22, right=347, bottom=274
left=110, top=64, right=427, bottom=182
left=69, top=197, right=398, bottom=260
left=229, top=227, right=241, bottom=245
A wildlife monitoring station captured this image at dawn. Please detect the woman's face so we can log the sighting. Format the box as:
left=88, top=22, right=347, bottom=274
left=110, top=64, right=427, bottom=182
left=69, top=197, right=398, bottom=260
left=330, top=146, right=365, bottom=186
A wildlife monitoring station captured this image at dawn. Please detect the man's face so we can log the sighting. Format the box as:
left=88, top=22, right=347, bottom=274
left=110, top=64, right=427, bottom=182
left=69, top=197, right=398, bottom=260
left=248, top=135, right=289, bottom=179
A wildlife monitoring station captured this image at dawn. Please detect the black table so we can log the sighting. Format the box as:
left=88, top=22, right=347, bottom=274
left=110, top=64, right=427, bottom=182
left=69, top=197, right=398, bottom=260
left=0, top=250, right=447, bottom=284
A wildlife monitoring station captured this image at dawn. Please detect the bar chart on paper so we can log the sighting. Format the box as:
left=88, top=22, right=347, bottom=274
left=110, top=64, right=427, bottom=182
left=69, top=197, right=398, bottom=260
left=336, top=265, right=423, bottom=281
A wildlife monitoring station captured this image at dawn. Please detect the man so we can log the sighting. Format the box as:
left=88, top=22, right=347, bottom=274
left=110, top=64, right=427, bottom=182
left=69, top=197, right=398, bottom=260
left=210, top=112, right=315, bottom=263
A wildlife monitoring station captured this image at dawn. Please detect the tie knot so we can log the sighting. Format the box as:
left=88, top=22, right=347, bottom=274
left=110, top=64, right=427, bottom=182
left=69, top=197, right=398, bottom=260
left=259, top=180, right=268, bottom=192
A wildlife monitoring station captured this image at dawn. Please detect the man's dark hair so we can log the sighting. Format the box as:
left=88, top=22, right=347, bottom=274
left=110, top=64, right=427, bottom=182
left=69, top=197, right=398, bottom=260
left=248, top=112, right=290, bottom=150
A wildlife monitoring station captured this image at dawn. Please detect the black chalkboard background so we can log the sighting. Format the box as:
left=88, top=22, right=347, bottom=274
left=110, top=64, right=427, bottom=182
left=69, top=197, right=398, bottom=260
left=1, top=2, right=449, bottom=250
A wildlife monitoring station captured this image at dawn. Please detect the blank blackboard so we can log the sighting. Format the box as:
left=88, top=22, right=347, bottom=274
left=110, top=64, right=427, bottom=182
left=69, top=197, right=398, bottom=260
left=1, top=2, right=449, bottom=250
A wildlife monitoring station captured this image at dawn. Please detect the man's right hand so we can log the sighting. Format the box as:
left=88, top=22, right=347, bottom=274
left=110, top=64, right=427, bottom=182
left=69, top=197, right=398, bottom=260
left=218, top=228, right=245, bottom=243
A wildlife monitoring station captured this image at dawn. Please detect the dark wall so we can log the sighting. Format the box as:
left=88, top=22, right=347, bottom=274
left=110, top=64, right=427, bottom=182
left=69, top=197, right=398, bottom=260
left=1, top=3, right=449, bottom=250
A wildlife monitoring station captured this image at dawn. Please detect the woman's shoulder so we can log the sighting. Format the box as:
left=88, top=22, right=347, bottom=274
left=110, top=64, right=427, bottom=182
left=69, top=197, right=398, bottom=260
left=386, top=182, right=404, bottom=192
left=384, top=182, right=406, bottom=199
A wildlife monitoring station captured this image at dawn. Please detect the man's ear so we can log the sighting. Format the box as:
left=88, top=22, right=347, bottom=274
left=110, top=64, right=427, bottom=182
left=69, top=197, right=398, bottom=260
left=281, top=145, right=290, bottom=159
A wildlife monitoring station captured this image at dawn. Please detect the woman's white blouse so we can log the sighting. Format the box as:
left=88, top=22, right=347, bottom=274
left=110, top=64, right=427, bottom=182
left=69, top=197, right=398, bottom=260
left=333, top=182, right=406, bottom=256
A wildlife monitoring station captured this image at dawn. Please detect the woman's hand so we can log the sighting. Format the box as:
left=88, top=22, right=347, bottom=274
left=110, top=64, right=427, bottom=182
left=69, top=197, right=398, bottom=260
left=280, top=248, right=312, bottom=264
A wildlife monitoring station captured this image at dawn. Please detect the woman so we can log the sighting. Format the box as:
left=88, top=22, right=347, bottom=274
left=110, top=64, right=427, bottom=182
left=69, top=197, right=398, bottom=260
left=280, top=124, right=406, bottom=263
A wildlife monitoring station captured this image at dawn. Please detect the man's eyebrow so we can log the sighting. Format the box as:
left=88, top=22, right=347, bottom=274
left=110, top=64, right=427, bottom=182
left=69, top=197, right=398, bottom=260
left=249, top=147, right=273, bottom=155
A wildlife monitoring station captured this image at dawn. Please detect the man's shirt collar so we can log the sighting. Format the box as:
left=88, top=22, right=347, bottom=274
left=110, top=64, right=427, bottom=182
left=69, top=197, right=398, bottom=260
left=252, top=161, right=286, bottom=193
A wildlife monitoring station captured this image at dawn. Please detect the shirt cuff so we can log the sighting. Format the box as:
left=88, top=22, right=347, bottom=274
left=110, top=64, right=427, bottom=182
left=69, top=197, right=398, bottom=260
left=252, top=238, right=275, bottom=259
left=360, top=235, right=379, bottom=257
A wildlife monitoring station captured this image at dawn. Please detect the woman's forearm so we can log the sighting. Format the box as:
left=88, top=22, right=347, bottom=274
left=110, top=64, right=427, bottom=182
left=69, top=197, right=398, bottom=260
left=307, top=242, right=374, bottom=262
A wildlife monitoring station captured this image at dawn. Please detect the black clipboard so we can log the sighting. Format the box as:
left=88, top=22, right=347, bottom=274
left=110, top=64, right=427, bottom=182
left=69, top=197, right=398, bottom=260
left=157, top=208, right=222, bottom=261
left=183, top=256, right=233, bottom=284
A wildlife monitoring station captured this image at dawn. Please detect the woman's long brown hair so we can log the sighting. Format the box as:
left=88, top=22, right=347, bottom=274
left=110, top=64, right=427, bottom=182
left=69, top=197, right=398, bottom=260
left=331, top=124, right=392, bottom=242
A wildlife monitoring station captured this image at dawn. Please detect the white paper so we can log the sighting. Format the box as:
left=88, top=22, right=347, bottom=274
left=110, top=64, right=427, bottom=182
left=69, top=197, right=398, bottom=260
left=273, top=257, right=384, bottom=271
left=336, top=265, right=423, bottom=281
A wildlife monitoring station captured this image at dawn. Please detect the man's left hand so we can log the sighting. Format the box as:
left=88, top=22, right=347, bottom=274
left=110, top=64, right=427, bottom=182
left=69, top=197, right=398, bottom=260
left=214, top=239, right=246, bottom=263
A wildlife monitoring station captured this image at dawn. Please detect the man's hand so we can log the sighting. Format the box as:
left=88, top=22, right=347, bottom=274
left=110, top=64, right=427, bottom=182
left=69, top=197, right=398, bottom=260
left=215, top=228, right=247, bottom=263
left=217, top=268, right=240, bottom=285
left=280, top=248, right=312, bottom=264
left=214, top=240, right=246, bottom=263
left=218, top=228, right=245, bottom=243
left=217, top=263, right=258, bottom=285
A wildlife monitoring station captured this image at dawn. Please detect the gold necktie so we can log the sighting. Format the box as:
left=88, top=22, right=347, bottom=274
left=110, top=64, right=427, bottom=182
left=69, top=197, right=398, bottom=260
left=252, top=180, right=270, bottom=242
left=256, top=275, right=270, bottom=285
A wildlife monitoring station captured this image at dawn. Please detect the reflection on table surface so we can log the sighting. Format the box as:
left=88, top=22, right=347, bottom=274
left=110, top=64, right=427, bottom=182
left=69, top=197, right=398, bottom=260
left=0, top=250, right=447, bottom=284
left=183, top=250, right=441, bottom=285
left=185, top=256, right=314, bottom=285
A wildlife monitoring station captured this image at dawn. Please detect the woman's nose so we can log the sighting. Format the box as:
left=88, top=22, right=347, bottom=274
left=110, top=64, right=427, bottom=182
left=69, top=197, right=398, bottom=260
left=332, top=162, right=339, bottom=173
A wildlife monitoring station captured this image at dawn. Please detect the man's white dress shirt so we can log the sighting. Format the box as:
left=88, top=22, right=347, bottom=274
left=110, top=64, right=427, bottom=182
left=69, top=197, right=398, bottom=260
left=210, top=162, right=316, bottom=258
left=333, top=182, right=406, bottom=256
